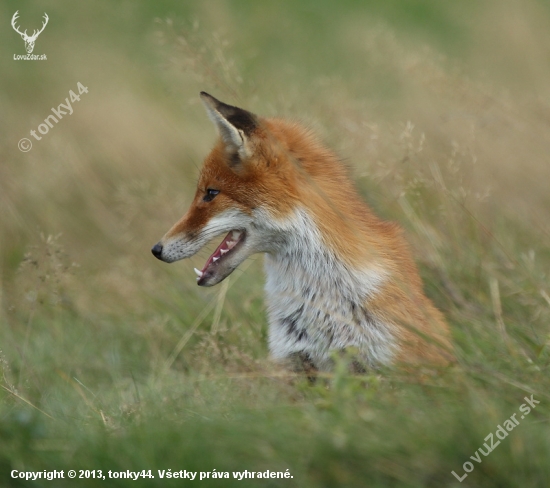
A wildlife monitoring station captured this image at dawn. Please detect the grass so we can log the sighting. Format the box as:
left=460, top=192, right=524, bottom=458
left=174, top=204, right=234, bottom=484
left=1, top=0, right=550, bottom=486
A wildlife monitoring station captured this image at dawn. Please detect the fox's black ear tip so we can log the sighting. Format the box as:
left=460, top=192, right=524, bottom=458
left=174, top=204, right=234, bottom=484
left=200, top=92, right=220, bottom=108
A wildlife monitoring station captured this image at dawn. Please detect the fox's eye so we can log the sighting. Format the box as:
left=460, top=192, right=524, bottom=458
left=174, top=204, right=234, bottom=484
left=203, top=189, right=220, bottom=202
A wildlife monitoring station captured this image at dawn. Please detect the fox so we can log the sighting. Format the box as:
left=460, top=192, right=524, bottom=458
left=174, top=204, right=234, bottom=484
left=152, top=92, right=453, bottom=372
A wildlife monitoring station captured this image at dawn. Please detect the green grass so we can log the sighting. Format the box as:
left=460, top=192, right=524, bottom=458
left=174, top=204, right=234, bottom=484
left=1, top=1, right=550, bottom=486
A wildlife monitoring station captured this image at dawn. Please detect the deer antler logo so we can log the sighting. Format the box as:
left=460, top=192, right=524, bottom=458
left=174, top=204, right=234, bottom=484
left=11, top=11, right=49, bottom=54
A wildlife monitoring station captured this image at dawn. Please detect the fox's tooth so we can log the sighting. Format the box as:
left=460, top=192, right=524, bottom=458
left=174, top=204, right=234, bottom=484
left=231, top=230, right=241, bottom=240
left=220, top=249, right=228, bottom=255
left=194, top=267, right=203, bottom=277
left=213, top=256, right=219, bottom=262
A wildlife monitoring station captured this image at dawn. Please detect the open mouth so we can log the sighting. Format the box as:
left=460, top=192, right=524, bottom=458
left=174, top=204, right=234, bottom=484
left=194, top=230, right=246, bottom=285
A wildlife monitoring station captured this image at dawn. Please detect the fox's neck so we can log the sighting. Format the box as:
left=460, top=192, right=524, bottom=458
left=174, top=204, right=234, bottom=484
left=263, top=208, right=384, bottom=298
left=262, top=208, right=394, bottom=369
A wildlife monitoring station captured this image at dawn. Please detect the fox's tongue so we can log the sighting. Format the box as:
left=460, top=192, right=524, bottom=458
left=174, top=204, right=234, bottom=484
left=193, top=230, right=243, bottom=281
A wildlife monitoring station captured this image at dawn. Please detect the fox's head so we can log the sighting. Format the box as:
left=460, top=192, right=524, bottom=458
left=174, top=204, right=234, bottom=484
left=152, top=92, right=306, bottom=286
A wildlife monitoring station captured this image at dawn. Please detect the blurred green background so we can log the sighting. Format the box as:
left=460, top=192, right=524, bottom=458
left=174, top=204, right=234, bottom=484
left=1, top=1, right=550, bottom=486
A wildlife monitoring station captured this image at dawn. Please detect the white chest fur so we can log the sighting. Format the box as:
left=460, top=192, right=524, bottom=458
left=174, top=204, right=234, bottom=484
left=262, top=209, right=396, bottom=370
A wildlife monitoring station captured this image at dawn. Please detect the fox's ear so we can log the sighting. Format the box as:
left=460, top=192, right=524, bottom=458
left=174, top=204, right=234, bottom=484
left=200, top=92, right=258, bottom=160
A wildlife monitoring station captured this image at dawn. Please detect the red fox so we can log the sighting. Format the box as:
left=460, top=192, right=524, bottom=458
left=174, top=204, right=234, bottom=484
left=152, top=92, right=453, bottom=371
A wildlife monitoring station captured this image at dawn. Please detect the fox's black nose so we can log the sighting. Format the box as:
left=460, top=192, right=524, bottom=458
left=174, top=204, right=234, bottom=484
left=151, top=243, right=163, bottom=260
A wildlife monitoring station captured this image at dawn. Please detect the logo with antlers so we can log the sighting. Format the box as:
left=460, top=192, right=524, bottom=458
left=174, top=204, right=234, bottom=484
left=11, top=11, right=49, bottom=54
